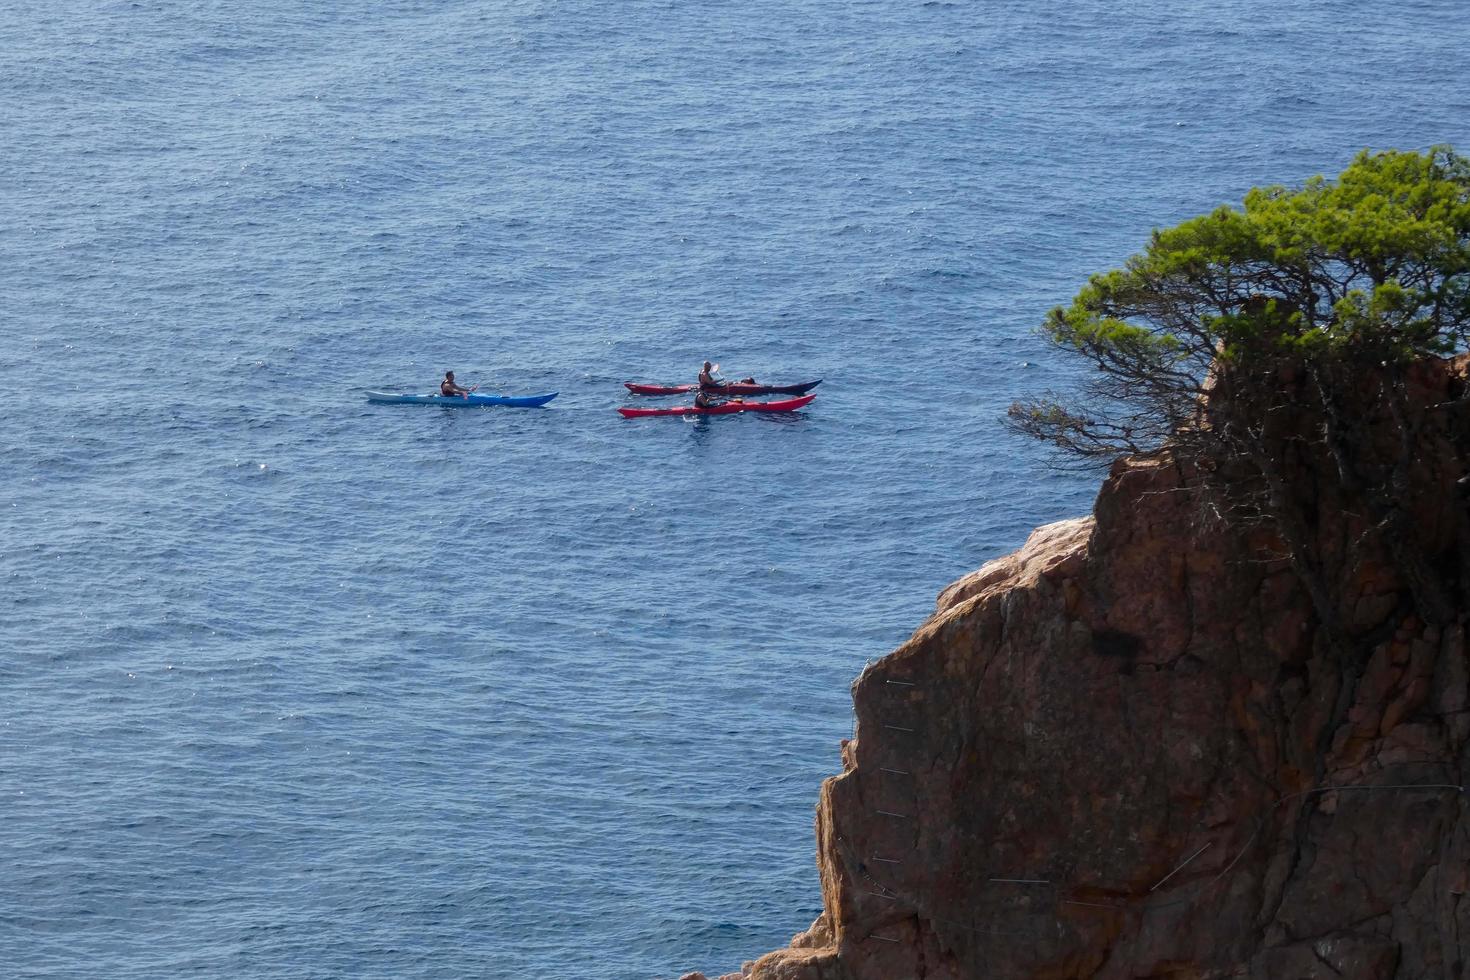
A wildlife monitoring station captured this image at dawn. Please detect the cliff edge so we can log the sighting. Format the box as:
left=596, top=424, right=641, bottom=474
left=694, top=357, right=1470, bottom=980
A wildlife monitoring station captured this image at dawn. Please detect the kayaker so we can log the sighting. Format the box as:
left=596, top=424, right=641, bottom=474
left=440, top=371, right=474, bottom=398
left=699, top=362, right=760, bottom=388
left=694, top=390, right=741, bottom=410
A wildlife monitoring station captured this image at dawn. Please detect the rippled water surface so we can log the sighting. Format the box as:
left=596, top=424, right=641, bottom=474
left=4, top=1, right=1468, bottom=976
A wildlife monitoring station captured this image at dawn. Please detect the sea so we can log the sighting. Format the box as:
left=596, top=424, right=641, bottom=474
left=3, top=1, right=1467, bottom=977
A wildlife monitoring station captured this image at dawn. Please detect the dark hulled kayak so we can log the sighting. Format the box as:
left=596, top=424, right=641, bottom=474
left=623, top=379, right=821, bottom=397
left=616, top=394, right=816, bottom=418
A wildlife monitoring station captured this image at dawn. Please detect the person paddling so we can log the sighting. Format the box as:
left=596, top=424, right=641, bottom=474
left=440, top=371, right=475, bottom=398
left=694, top=389, right=742, bottom=411
left=699, top=362, right=760, bottom=387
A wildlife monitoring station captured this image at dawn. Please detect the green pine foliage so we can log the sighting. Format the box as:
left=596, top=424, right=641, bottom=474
left=1010, top=147, right=1470, bottom=459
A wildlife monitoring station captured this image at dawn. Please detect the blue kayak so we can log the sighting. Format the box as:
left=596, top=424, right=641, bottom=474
left=366, top=391, right=558, bottom=408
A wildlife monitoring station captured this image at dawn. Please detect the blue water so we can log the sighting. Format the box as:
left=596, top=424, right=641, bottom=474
left=4, top=1, right=1467, bottom=976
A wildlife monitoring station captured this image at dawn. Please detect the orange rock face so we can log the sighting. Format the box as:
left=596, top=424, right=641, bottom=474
left=710, top=359, right=1470, bottom=980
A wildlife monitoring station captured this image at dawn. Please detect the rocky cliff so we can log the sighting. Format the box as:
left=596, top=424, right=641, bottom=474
left=689, top=357, right=1470, bottom=980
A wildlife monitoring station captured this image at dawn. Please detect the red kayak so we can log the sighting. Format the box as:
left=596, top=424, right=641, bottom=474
left=617, top=394, right=817, bottom=418
left=623, top=379, right=822, bottom=397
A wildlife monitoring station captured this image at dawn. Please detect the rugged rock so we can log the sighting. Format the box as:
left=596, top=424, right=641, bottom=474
left=703, top=358, right=1470, bottom=979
